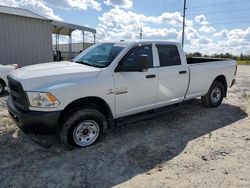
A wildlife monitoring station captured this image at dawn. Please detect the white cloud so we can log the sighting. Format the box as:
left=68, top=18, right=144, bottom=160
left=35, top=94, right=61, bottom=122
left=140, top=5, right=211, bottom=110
left=104, top=0, right=133, bottom=9
left=0, top=0, right=17, bottom=6
left=97, top=8, right=193, bottom=41
left=1, top=0, right=250, bottom=55
left=199, top=36, right=212, bottom=44
left=72, top=30, right=94, bottom=43
left=184, top=26, right=200, bottom=43
left=213, top=29, right=229, bottom=39
left=201, top=27, right=250, bottom=55
left=96, top=9, right=235, bottom=54
left=228, top=29, right=246, bottom=40
left=151, top=12, right=193, bottom=26
left=199, top=25, right=215, bottom=33
left=54, top=30, right=95, bottom=45
left=0, top=0, right=63, bottom=20
left=65, top=0, right=101, bottom=11
left=195, top=14, right=208, bottom=25
left=142, top=27, right=179, bottom=40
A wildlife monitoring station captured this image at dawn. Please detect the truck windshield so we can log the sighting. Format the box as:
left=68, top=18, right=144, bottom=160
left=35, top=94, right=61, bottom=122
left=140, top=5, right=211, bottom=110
left=73, top=43, right=125, bottom=68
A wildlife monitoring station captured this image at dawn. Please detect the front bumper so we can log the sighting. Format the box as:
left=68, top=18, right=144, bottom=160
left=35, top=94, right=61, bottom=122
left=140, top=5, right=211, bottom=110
left=7, top=97, right=61, bottom=134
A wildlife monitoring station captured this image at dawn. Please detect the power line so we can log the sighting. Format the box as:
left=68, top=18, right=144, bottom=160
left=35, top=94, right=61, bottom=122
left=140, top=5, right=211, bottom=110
left=188, top=0, right=250, bottom=9
left=187, top=8, right=250, bottom=16
left=187, top=12, right=250, bottom=24
left=185, top=1, right=250, bottom=27
left=207, top=20, right=250, bottom=26
left=211, top=14, right=250, bottom=22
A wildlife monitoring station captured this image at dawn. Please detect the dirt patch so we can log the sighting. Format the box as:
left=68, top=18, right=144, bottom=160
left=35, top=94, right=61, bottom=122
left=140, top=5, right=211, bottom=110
left=0, top=66, right=250, bottom=187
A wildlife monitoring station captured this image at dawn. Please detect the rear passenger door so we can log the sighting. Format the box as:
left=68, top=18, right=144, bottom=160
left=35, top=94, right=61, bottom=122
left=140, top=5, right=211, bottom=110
left=155, top=44, right=189, bottom=107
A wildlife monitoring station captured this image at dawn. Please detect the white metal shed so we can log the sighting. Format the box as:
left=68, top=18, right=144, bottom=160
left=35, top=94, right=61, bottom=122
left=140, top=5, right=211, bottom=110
left=0, top=5, right=96, bottom=67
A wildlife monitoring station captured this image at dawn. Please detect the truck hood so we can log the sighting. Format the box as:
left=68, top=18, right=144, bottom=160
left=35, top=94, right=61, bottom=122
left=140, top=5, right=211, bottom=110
left=9, top=61, right=101, bottom=90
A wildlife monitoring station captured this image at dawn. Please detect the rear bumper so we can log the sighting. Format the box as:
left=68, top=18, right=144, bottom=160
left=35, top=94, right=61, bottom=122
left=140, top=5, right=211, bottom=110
left=230, top=79, right=236, bottom=87
left=7, top=97, right=61, bottom=134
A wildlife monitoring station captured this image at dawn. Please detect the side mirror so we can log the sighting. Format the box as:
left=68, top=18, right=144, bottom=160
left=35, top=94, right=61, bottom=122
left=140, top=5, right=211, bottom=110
left=136, top=54, right=149, bottom=72
left=115, top=54, right=149, bottom=72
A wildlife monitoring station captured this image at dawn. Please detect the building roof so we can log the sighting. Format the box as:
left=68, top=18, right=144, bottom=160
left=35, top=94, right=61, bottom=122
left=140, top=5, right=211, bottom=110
left=0, top=5, right=49, bottom=21
left=0, top=5, right=97, bottom=35
left=52, top=20, right=96, bottom=35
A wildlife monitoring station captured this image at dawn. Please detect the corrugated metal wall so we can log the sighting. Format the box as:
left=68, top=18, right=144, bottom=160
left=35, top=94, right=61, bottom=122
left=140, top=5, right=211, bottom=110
left=0, top=13, right=53, bottom=67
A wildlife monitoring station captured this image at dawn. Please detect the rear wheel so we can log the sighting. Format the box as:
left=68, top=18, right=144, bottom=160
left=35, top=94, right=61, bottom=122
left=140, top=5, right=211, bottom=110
left=201, top=81, right=225, bottom=108
left=59, top=108, right=107, bottom=147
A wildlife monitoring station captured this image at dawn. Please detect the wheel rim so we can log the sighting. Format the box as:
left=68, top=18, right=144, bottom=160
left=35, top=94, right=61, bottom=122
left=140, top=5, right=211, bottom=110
left=211, top=87, right=222, bottom=104
left=73, top=120, right=100, bottom=147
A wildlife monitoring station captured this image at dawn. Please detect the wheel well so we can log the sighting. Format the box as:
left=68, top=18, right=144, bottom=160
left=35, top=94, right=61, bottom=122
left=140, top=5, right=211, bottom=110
left=0, top=78, right=6, bottom=87
left=58, top=97, right=114, bottom=129
left=214, top=75, right=227, bottom=97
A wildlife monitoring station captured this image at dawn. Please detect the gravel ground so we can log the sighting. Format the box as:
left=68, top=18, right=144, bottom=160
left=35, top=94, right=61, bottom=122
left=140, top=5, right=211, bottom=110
left=0, top=65, right=250, bottom=188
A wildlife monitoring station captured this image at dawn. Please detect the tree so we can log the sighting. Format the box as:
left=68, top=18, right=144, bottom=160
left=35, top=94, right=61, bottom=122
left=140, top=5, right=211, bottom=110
left=240, top=53, right=244, bottom=61
left=192, top=52, right=202, bottom=57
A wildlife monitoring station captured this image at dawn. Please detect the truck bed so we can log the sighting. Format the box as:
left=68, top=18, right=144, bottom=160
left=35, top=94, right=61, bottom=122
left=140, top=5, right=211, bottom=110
left=187, top=57, right=230, bottom=64
left=185, top=58, right=236, bottom=100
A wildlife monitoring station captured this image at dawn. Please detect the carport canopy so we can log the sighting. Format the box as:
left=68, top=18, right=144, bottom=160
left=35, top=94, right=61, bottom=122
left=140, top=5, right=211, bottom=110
left=52, top=20, right=97, bottom=59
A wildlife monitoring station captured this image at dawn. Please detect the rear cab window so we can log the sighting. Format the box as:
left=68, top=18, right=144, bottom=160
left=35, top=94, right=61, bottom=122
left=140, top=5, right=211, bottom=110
left=156, top=44, right=182, bottom=67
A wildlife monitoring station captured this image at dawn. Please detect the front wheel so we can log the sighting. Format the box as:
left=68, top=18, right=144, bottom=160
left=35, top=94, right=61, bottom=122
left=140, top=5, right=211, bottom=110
left=59, top=108, right=107, bottom=147
left=0, top=80, right=5, bottom=95
left=201, top=81, right=225, bottom=108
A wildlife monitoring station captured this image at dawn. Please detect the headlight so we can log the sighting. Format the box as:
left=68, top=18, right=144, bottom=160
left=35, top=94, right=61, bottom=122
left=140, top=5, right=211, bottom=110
left=26, top=92, right=60, bottom=108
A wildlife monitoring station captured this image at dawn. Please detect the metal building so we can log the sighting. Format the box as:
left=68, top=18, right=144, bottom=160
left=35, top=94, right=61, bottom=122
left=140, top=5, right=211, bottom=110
left=0, top=5, right=96, bottom=67
left=53, top=42, right=94, bottom=60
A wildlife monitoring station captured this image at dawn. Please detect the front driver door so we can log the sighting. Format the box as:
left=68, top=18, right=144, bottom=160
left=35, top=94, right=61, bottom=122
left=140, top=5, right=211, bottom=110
left=113, top=44, right=158, bottom=118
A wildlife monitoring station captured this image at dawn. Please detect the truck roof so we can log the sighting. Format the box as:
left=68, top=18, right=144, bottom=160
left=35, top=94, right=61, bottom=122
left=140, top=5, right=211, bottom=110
left=99, top=40, right=181, bottom=46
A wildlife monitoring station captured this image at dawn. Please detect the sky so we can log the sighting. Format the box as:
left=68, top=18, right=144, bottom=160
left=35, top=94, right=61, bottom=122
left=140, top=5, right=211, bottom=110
left=1, top=0, right=250, bottom=55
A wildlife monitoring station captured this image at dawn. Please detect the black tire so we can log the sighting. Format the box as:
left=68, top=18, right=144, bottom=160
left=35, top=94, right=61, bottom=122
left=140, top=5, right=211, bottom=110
left=201, top=81, right=225, bottom=108
left=59, top=108, right=107, bottom=147
left=0, top=80, right=5, bottom=95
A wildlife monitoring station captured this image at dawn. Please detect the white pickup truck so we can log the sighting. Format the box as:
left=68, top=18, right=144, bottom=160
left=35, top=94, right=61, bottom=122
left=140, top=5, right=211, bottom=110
left=7, top=41, right=237, bottom=147
left=0, top=64, right=18, bottom=94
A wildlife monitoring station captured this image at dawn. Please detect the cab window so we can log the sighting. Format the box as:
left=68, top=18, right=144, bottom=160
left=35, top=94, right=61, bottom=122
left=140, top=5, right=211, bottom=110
left=120, top=45, right=153, bottom=68
left=156, top=45, right=181, bottom=67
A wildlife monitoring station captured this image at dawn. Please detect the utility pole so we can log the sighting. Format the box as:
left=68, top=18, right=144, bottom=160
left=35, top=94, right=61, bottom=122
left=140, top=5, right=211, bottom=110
left=182, top=0, right=187, bottom=47
left=139, top=27, right=143, bottom=39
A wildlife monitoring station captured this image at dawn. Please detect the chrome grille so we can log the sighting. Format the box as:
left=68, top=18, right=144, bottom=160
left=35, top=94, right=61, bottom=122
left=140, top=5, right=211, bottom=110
left=8, top=76, right=29, bottom=111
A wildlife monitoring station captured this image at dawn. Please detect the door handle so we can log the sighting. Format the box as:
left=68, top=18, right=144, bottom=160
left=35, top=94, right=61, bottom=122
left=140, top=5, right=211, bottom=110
left=179, top=70, right=187, bottom=74
left=146, top=74, right=156, bottom=79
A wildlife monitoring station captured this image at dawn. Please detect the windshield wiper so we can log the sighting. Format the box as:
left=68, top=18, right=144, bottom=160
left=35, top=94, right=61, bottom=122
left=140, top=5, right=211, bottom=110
left=74, top=61, right=94, bottom=67
left=74, top=60, right=103, bottom=68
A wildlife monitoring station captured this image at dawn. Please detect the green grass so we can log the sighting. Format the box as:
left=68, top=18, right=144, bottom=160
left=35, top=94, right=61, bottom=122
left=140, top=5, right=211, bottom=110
left=237, top=60, right=250, bottom=65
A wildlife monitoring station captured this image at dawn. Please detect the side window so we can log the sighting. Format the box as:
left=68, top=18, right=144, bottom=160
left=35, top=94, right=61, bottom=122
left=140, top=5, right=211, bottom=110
left=156, top=45, right=181, bottom=67
left=120, top=45, right=153, bottom=68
